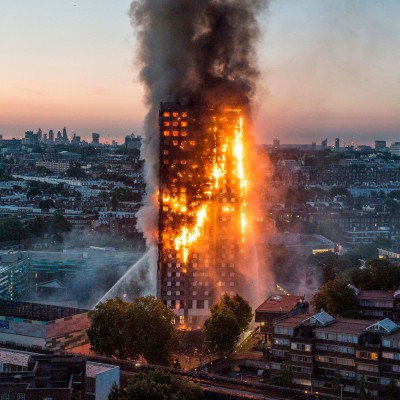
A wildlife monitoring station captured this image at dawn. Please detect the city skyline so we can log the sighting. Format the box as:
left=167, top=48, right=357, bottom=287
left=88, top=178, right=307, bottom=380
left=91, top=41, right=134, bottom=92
left=1, top=0, right=400, bottom=144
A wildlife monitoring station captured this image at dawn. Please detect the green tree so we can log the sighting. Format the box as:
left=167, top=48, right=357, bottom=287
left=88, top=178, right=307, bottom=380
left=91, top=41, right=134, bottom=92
left=331, top=370, right=342, bottom=396
left=311, top=278, right=358, bottom=317
left=88, top=296, right=177, bottom=365
left=204, top=304, right=241, bottom=356
left=125, top=370, right=202, bottom=400
left=124, top=296, right=177, bottom=365
left=219, top=293, right=253, bottom=333
left=27, top=187, right=42, bottom=199
left=384, top=378, right=399, bottom=400
left=108, top=382, right=126, bottom=400
left=351, top=259, right=400, bottom=290
left=48, top=211, right=72, bottom=233
left=358, top=375, right=371, bottom=400
left=279, top=361, right=293, bottom=388
left=39, top=199, right=55, bottom=210
left=0, top=217, right=25, bottom=242
left=87, top=298, right=131, bottom=359
left=65, top=164, right=85, bottom=178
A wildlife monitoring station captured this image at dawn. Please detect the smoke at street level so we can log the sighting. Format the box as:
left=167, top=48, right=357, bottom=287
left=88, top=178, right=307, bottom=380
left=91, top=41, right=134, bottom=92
left=130, top=0, right=267, bottom=247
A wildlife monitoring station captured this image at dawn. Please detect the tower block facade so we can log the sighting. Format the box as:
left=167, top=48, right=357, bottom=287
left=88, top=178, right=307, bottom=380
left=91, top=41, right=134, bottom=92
left=158, top=102, right=246, bottom=327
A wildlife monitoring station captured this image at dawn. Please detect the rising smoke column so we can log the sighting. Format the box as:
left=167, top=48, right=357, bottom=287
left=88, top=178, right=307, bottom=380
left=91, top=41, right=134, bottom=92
left=131, top=0, right=267, bottom=250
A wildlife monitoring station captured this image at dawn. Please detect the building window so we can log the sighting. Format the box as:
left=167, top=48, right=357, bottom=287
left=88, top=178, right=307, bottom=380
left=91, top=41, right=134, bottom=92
left=16, top=395, right=25, bottom=400
left=1, top=394, right=9, bottom=400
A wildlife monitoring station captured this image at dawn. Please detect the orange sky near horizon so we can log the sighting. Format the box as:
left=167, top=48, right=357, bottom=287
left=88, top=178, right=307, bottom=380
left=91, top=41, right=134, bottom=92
left=1, top=0, right=400, bottom=145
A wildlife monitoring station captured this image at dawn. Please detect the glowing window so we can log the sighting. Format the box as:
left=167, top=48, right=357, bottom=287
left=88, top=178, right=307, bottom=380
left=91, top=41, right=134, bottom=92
left=173, top=112, right=179, bottom=117
left=163, top=150, right=169, bottom=155
left=181, top=160, right=187, bottom=164
left=182, top=112, right=187, bottom=117
left=179, top=316, right=184, bottom=324
left=163, top=160, right=169, bottom=164
left=181, top=121, right=187, bottom=127
left=164, top=121, right=170, bottom=126
left=163, top=112, right=170, bottom=117
left=173, top=121, right=179, bottom=126
left=172, top=130, right=179, bottom=136
left=163, top=130, right=170, bottom=136
left=190, top=141, right=196, bottom=146
left=181, top=131, right=187, bottom=136
left=163, top=206, right=169, bottom=211
left=173, top=140, right=178, bottom=146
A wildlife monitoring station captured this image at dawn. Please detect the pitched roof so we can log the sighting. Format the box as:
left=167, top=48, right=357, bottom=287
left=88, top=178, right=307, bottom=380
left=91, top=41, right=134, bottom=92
left=366, top=318, right=398, bottom=334
left=302, top=310, right=335, bottom=327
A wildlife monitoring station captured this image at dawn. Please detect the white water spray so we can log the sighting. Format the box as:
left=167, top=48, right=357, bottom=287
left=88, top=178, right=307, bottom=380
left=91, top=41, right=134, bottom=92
left=94, top=247, right=157, bottom=307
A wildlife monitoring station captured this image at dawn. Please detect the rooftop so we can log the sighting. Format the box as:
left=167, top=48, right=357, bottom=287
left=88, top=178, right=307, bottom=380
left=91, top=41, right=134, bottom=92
left=0, top=300, right=88, bottom=322
left=358, top=290, right=394, bottom=301
left=274, top=313, right=309, bottom=328
left=316, top=318, right=372, bottom=335
left=256, top=295, right=305, bottom=314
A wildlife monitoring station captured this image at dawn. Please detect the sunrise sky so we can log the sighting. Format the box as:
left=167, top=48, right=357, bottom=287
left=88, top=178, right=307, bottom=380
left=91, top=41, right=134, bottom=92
left=1, top=0, right=400, bottom=145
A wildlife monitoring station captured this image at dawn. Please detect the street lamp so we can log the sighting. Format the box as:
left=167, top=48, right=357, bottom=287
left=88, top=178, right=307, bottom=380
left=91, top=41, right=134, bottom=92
left=340, top=383, right=343, bottom=400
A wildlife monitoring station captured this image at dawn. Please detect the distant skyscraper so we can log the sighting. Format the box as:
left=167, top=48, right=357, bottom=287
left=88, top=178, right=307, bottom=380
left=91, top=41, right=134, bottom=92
left=375, top=140, right=386, bottom=151
left=390, top=142, right=400, bottom=156
left=71, top=133, right=81, bottom=145
left=62, top=127, right=69, bottom=143
left=334, top=137, right=340, bottom=152
left=321, top=138, right=328, bottom=150
left=272, top=138, right=280, bottom=151
left=125, top=134, right=142, bottom=150
left=48, top=130, right=54, bottom=143
left=92, top=133, right=100, bottom=145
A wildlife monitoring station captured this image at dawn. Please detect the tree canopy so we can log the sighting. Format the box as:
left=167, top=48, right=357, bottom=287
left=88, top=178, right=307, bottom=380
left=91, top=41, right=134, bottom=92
left=125, top=370, right=203, bottom=400
left=204, top=294, right=252, bottom=356
left=311, top=278, right=358, bottom=317
left=87, top=298, right=131, bottom=359
left=351, top=259, right=400, bottom=291
left=88, top=296, right=177, bottom=365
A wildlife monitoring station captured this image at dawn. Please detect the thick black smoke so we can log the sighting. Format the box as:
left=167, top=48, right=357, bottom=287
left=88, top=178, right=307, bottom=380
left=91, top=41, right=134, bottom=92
left=130, top=0, right=266, bottom=247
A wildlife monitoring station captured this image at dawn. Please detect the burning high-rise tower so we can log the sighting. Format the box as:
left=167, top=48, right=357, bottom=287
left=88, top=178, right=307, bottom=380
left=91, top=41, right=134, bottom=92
left=158, top=103, right=246, bottom=326
left=130, top=0, right=267, bottom=325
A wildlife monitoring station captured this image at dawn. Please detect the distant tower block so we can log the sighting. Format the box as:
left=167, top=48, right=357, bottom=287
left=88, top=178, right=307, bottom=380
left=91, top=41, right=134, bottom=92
left=375, top=140, right=386, bottom=151
left=334, top=137, right=340, bottom=152
left=92, top=133, right=100, bottom=145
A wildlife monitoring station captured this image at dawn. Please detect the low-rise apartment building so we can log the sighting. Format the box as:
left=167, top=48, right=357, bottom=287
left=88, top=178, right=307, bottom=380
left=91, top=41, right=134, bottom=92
left=270, top=310, right=400, bottom=398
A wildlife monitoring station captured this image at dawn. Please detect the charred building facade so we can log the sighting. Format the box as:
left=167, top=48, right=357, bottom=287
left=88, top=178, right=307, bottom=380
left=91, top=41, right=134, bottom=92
left=158, top=102, right=246, bottom=326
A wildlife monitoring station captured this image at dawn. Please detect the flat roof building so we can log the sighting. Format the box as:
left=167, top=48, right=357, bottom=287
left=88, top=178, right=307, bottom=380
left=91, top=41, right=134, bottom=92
left=0, top=300, right=90, bottom=353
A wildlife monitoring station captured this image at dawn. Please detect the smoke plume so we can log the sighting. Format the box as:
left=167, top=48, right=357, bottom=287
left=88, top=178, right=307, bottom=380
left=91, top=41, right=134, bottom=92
left=131, top=0, right=267, bottom=247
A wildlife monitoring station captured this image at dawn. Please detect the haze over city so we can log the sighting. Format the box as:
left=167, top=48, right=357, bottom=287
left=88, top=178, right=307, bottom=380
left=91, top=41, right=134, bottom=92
left=2, top=0, right=400, bottom=144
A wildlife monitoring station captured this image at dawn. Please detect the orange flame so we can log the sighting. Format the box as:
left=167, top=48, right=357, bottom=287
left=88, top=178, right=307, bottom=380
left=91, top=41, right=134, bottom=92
left=161, top=108, right=247, bottom=264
